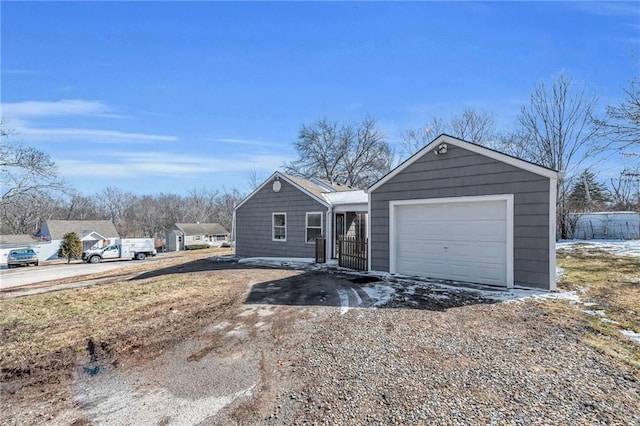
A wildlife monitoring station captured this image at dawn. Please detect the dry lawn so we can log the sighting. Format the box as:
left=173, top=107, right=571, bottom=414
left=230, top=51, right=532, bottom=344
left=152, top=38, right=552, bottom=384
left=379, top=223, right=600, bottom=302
left=553, top=246, right=640, bottom=371
left=0, top=248, right=299, bottom=384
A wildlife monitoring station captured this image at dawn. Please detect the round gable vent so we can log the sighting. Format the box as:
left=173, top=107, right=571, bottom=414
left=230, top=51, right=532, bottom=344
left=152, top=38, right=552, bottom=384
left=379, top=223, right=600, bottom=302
left=272, top=180, right=281, bottom=192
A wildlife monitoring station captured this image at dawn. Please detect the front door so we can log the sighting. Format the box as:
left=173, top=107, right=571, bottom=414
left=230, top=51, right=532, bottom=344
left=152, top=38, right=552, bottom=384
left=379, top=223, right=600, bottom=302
left=335, top=213, right=345, bottom=258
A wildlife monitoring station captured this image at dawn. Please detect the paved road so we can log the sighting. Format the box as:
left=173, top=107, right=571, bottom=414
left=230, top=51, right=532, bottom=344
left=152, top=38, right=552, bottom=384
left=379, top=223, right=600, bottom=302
left=0, top=262, right=131, bottom=290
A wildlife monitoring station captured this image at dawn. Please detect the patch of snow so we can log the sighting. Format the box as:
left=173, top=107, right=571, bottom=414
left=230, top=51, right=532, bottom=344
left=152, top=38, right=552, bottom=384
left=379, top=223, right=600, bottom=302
left=583, top=309, right=606, bottom=317
left=556, top=266, right=566, bottom=279
left=337, top=289, right=350, bottom=315
left=600, top=318, right=619, bottom=325
left=620, top=329, right=640, bottom=345
left=557, top=239, right=640, bottom=257
left=429, top=294, right=450, bottom=301
left=361, top=284, right=396, bottom=307
left=349, top=287, right=362, bottom=306
left=238, top=257, right=315, bottom=268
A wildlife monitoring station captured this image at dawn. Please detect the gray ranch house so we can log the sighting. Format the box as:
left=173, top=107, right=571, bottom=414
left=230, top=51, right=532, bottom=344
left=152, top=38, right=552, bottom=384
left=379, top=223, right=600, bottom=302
left=369, top=134, right=558, bottom=291
left=165, top=223, right=230, bottom=251
left=234, top=135, right=558, bottom=291
left=234, top=172, right=367, bottom=261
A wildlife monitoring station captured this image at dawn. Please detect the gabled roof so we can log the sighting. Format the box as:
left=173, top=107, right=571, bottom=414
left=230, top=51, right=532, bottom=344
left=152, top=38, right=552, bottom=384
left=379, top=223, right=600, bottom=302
left=43, top=220, right=119, bottom=240
left=368, top=134, right=559, bottom=192
left=174, top=223, right=229, bottom=235
left=0, top=234, right=41, bottom=245
left=235, top=171, right=366, bottom=211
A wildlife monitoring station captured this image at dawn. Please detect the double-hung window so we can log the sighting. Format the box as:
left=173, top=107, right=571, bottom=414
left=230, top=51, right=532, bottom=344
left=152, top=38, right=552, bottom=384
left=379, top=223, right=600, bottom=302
left=273, top=213, right=286, bottom=241
left=306, top=212, right=323, bottom=243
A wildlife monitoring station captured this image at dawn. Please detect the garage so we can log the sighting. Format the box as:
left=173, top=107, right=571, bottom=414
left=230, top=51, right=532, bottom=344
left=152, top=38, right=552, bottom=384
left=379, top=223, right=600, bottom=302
left=368, top=134, right=558, bottom=291
left=390, top=195, right=513, bottom=287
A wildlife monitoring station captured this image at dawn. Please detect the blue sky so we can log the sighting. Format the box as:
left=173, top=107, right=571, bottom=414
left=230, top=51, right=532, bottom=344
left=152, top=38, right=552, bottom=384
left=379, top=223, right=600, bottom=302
left=2, top=1, right=638, bottom=195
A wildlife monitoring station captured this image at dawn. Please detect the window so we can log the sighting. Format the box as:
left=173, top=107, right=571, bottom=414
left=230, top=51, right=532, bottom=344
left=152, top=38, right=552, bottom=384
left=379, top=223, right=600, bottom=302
left=306, top=212, right=323, bottom=243
left=215, top=235, right=227, bottom=241
left=273, top=213, right=286, bottom=241
left=195, top=235, right=201, bottom=241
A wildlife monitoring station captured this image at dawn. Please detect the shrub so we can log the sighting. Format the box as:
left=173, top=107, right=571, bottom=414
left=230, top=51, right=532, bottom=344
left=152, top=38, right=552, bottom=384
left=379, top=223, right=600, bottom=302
left=185, top=244, right=210, bottom=250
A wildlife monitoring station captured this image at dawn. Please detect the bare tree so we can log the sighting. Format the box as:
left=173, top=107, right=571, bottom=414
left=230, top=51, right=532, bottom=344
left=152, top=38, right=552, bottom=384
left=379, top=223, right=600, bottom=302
left=285, top=117, right=393, bottom=188
left=63, top=193, right=102, bottom=220
left=96, top=187, right=136, bottom=237
left=598, top=78, right=640, bottom=151
left=399, top=108, right=496, bottom=159
left=183, top=188, right=219, bottom=223
left=399, top=117, right=448, bottom=158
left=450, top=108, right=496, bottom=146
left=516, top=73, right=601, bottom=238
left=609, top=169, right=640, bottom=210
left=247, top=167, right=265, bottom=190
left=0, top=192, right=59, bottom=234
left=1, top=120, right=68, bottom=206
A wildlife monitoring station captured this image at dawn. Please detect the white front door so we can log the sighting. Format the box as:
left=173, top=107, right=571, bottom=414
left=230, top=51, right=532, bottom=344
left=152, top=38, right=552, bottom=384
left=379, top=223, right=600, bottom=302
left=391, top=196, right=512, bottom=287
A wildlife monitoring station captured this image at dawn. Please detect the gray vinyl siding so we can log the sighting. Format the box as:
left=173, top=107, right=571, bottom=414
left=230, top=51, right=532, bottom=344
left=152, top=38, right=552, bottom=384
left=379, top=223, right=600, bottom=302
left=370, top=144, right=551, bottom=290
left=235, top=179, right=328, bottom=258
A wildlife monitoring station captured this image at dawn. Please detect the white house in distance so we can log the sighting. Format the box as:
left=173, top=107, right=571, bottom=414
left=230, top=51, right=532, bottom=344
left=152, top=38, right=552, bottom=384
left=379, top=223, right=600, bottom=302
left=35, top=220, right=120, bottom=260
left=165, top=223, right=230, bottom=251
left=0, top=220, right=119, bottom=262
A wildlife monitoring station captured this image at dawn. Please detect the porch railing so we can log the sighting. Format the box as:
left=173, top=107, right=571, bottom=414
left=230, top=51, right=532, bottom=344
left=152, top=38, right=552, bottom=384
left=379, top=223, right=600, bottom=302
left=315, top=237, right=326, bottom=263
left=337, top=236, right=368, bottom=271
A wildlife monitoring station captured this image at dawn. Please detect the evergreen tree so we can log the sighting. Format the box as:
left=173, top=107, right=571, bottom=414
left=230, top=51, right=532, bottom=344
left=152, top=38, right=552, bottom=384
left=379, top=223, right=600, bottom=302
left=568, top=170, right=610, bottom=212
left=58, top=232, right=83, bottom=264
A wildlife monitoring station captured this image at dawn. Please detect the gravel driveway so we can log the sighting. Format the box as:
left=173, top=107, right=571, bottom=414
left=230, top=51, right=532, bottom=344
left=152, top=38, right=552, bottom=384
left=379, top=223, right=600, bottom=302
left=64, top=265, right=640, bottom=425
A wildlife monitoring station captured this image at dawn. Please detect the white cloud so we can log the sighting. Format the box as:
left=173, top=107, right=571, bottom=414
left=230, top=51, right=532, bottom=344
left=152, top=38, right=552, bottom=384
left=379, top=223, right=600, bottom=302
left=57, top=152, right=290, bottom=179
left=209, top=137, right=282, bottom=148
left=20, top=127, right=177, bottom=143
left=2, top=99, right=176, bottom=144
left=2, top=99, right=115, bottom=118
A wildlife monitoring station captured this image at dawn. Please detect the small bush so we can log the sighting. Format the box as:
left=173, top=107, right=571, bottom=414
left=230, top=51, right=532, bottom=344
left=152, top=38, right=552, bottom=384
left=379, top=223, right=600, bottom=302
left=185, top=244, right=210, bottom=250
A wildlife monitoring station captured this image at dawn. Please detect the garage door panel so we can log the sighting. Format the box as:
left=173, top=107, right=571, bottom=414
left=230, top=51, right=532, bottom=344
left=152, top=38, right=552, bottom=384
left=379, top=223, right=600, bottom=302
left=398, top=221, right=506, bottom=242
left=394, top=199, right=509, bottom=287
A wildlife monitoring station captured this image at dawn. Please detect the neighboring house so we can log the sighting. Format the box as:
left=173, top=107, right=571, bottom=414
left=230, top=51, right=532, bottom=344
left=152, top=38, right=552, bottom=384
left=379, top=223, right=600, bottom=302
left=35, top=220, right=120, bottom=261
left=570, top=212, right=640, bottom=240
left=234, top=172, right=367, bottom=260
left=369, top=134, right=558, bottom=291
left=165, top=223, right=230, bottom=251
left=0, top=234, right=45, bottom=263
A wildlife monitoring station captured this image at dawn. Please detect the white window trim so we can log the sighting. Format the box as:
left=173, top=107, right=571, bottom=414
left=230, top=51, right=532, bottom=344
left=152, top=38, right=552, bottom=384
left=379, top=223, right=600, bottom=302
left=272, top=212, right=287, bottom=242
left=388, top=194, right=514, bottom=289
left=305, top=212, right=324, bottom=244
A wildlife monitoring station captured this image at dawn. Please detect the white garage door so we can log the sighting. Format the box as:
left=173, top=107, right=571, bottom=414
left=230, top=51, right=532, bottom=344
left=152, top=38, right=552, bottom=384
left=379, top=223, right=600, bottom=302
left=392, top=197, right=511, bottom=287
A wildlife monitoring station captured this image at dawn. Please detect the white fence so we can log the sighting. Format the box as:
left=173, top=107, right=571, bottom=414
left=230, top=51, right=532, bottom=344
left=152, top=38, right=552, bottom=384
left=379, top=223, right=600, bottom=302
left=571, top=212, right=640, bottom=240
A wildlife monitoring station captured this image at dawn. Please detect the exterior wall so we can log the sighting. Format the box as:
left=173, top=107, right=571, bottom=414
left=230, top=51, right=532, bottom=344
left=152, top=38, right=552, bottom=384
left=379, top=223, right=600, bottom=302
left=235, top=179, right=328, bottom=258
left=165, top=227, right=183, bottom=252
left=370, top=144, right=551, bottom=290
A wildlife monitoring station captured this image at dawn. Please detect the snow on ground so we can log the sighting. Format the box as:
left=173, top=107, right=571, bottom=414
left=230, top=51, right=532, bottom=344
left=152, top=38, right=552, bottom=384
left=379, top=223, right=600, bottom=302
left=620, top=329, right=640, bottom=345
left=237, top=257, right=316, bottom=269
left=361, top=284, right=397, bottom=308
left=557, top=239, right=640, bottom=257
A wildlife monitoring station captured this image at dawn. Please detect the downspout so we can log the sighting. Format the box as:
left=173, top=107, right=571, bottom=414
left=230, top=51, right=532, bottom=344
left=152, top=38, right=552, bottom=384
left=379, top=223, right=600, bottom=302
left=326, top=207, right=333, bottom=262
left=232, top=208, right=237, bottom=256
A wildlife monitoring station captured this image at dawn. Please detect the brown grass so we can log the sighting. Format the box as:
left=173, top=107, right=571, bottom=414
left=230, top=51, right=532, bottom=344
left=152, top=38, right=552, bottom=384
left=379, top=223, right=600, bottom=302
left=0, top=248, right=300, bottom=380
left=551, top=248, right=640, bottom=370
left=12, top=247, right=233, bottom=290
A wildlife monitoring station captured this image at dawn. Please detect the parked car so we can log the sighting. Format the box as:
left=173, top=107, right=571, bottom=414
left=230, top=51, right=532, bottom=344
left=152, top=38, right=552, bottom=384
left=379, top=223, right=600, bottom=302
left=7, top=248, right=39, bottom=268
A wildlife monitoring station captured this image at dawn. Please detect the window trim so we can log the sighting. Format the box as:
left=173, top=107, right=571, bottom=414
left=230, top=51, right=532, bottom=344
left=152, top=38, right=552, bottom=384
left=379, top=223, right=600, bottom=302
left=272, top=212, right=287, bottom=242
left=305, top=212, right=324, bottom=244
